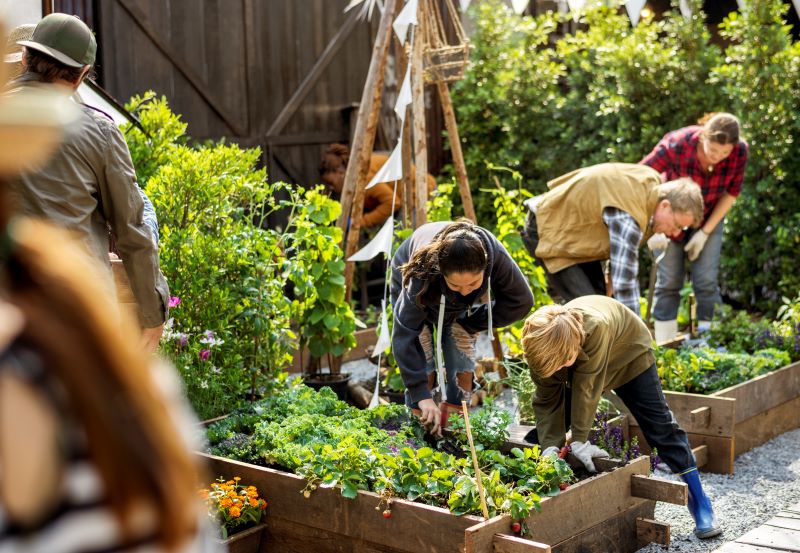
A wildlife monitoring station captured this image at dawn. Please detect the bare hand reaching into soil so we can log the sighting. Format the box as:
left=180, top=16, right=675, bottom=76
left=417, top=398, right=442, bottom=436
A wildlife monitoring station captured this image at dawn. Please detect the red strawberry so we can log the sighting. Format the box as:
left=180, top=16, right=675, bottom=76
left=559, top=446, right=569, bottom=459
left=511, top=522, right=522, bottom=533
left=383, top=510, right=392, bottom=519
left=559, top=482, right=569, bottom=491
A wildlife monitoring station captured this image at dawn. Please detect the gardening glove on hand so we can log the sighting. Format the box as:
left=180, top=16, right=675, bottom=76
left=570, top=441, right=609, bottom=473
left=684, top=230, right=708, bottom=261
left=541, top=446, right=560, bottom=459
left=417, top=398, right=442, bottom=436
left=647, top=232, right=670, bottom=252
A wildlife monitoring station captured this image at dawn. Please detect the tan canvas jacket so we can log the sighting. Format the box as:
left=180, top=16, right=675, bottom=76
left=531, top=295, right=655, bottom=448
left=534, top=163, right=662, bottom=273
left=6, top=74, right=168, bottom=327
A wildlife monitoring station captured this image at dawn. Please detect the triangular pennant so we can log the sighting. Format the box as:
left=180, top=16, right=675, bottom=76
left=459, top=0, right=471, bottom=11
left=348, top=216, right=395, bottom=261
left=736, top=0, right=744, bottom=9
left=510, top=0, right=528, bottom=14
left=374, top=300, right=392, bottom=354
left=366, top=139, right=403, bottom=189
left=625, top=0, right=647, bottom=26
left=566, top=0, right=586, bottom=10
left=793, top=0, right=800, bottom=20
left=393, top=0, right=418, bottom=45
left=679, top=0, right=691, bottom=18
left=394, top=63, right=412, bottom=122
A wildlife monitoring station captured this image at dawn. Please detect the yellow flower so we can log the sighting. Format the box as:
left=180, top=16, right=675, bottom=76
left=234, top=476, right=241, bottom=482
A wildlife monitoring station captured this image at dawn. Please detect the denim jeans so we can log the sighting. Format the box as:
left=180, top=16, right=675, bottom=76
left=522, top=210, right=606, bottom=301
left=405, top=322, right=477, bottom=407
left=653, top=222, right=724, bottom=322
left=613, top=364, right=696, bottom=473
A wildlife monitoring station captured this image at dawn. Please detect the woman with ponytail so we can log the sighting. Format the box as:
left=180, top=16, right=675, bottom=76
left=0, top=26, right=216, bottom=552
left=391, top=220, right=533, bottom=434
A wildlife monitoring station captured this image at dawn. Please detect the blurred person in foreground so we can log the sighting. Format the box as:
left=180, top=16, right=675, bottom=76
left=0, top=24, right=219, bottom=553
left=6, top=13, right=168, bottom=352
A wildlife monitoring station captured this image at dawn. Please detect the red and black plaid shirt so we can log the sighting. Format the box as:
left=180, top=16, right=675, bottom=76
left=640, top=126, right=748, bottom=223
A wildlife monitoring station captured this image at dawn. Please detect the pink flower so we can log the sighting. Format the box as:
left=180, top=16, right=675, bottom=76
left=199, top=349, right=211, bottom=361
left=169, top=296, right=181, bottom=308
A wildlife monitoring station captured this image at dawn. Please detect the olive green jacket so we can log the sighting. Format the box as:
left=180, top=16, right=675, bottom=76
left=6, top=74, right=168, bottom=327
left=531, top=295, right=655, bottom=448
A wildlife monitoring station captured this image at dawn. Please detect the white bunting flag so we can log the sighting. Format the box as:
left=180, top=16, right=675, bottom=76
left=625, top=0, right=647, bottom=26
left=511, top=0, right=528, bottom=14
left=566, top=0, right=586, bottom=11
left=679, top=0, right=691, bottom=18
left=736, top=0, right=744, bottom=9
left=460, top=0, right=471, bottom=11
left=348, top=215, right=395, bottom=261
left=373, top=300, right=392, bottom=355
left=793, top=0, right=800, bottom=20
left=393, top=0, right=418, bottom=45
left=366, top=139, right=403, bottom=189
left=395, top=63, right=412, bottom=122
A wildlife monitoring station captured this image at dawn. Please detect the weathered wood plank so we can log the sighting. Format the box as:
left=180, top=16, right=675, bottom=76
left=693, top=445, right=709, bottom=469
left=629, top=425, right=734, bottom=474
left=713, top=361, right=800, bottom=422
left=525, top=457, right=651, bottom=545
left=551, top=501, right=655, bottom=553
left=493, top=534, right=552, bottom=553
left=651, top=392, right=736, bottom=436
left=635, top=517, right=670, bottom=546
left=631, top=474, right=687, bottom=505
left=464, top=514, right=512, bottom=553
left=733, top=395, right=800, bottom=456
left=736, top=524, right=800, bottom=551
left=201, top=453, right=482, bottom=553
left=765, top=516, right=800, bottom=531
left=713, top=543, right=786, bottom=552
left=264, top=515, right=409, bottom=553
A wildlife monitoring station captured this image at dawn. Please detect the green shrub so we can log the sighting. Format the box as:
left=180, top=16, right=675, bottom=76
left=454, top=0, right=800, bottom=313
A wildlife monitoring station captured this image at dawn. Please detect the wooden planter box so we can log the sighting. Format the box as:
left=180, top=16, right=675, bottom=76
left=628, top=359, right=800, bottom=475
left=198, top=452, right=684, bottom=553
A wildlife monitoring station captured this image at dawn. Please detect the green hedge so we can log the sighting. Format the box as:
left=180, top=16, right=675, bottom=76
left=453, top=0, right=800, bottom=313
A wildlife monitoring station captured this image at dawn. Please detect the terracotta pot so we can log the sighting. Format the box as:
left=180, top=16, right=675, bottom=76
left=219, top=522, right=266, bottom=553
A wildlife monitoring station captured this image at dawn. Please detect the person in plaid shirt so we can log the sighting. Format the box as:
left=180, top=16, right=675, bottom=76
left=640, top=113, right=748, bottom=342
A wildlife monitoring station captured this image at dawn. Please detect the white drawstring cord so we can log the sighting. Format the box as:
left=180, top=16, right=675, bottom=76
left=435, top=294, right=447, bottom=400
left=486, top=276, right=494, bottom=340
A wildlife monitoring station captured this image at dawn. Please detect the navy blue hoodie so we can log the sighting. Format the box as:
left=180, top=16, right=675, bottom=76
left=390, top=222, right=534, bottom=403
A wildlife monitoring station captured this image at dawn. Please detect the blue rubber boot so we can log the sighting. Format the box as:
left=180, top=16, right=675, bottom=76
left=679, top=468, right=722, bottom=539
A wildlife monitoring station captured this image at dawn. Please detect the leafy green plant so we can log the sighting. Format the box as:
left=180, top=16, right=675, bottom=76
left=285, top=187, right=357, bottom=375
left=501, top=357, right=537, bottom=424
left=448, top=400, right=512, bottom=451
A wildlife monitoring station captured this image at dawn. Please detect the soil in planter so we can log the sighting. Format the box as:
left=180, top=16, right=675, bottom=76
left=303, top=373, right=351, bottom=401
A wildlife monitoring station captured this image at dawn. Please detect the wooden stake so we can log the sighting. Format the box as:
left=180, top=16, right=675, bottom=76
left=437, top=80, right=476, bottom=223
left=462, top=400, right=490, bottom=519
left=339, top=0, right=400, bottom=302
left=411, top=2, right=428, bottom=227
left=401, top=109, right=414, bottom=227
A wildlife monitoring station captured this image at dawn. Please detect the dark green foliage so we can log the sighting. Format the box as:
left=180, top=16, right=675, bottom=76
left=454, top=0, right=800, bottom=312
left=448, top=400, right=512, bottom=451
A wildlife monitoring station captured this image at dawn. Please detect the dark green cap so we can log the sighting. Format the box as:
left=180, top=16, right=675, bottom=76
left=18, top=13, right=96, bottom=68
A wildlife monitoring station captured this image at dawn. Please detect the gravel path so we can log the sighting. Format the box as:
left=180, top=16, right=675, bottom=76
left=637, top=428, right=800, bottom=552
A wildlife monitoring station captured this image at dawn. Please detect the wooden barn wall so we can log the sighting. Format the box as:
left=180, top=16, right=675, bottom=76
left=59, top=0, right=445, bottom=189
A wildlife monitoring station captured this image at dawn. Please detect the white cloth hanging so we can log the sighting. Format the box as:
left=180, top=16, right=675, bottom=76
left=679, top=0, right=691, bottom=18
left=510, top=0, right=529, bottom=14
left=393, top=0, right=418, bottom=45
left=366, top=136, right=404, bottom=189
left=625, top=0, right=647, bottom=26
left=348, top=215, right=395, bottom=261
left=395, top=64, right=412, bottom=122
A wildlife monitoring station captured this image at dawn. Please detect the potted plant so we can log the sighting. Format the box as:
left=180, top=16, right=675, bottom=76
left=285, top=187, right=357, bottom=399
left=201, top=476, right=268, bottom=552
left=381, top=355, right=406, bottom=404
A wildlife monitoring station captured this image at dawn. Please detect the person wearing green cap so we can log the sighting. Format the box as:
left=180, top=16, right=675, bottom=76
left=6, top=13, right=169, bottom=352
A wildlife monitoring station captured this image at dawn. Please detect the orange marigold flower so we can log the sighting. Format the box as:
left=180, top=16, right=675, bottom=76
left=220, top=498, right=233, bottom=508
left=260, top=500, right=268, bottom=509
left=229, top=506, right=241, bottom=518
left=249, top=499, right=259, bottom=507
left=234, top=476, right=241, bottom=482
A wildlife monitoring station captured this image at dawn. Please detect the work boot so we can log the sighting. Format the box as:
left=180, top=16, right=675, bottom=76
left=654, top=319, right=678, bottom=343
left=679, top=468, right=722, bottom=539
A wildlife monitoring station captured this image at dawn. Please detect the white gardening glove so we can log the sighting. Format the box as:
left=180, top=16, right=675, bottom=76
left=647, top=232, right=669, bottom=252
left=570, top=441, right=609, bottom=473
left=541, top=446, right=560, bottom=459
left=684, top=230, right=708, bottom=262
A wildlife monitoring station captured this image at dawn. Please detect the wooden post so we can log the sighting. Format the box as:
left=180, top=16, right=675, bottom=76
left=339, top=0, right=400, bottom=302
left=437, top=80, right=476, bottom=223
left=401, top=109, right=414, bottom=227
left=411, top=4, right=428, bottom=227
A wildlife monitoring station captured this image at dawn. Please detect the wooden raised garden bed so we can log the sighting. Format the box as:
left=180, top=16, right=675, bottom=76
left=198, top=452, right=685, bottom=553
left=629, top=357, right=800, bottom=475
